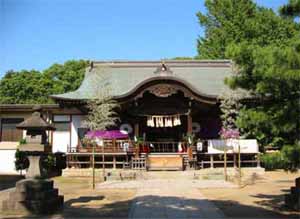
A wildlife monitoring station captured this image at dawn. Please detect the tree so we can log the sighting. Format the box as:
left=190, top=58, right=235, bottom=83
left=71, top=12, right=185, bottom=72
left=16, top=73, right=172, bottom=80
left=219, top=90, right=243, bottom=130
left=197, top=0, right=300, bottom=150
left=196, top=0, right=298, bottom=59
left=84, top=89, right=120, bottom=131
left=83, top=68, right=120, bottom=131
left=0, top=60, right=88, bottom=104
left=43, top=60, right=88, bottom=95
left=0, top=70, right=54, bottom=104
left=227, top=38, right=300, bottom=147
left=280, top=0, right=300, bottom=18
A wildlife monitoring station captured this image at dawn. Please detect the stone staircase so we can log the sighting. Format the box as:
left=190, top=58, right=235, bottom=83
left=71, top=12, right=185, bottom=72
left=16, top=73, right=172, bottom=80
left=1, top=179, right=63, bottom=214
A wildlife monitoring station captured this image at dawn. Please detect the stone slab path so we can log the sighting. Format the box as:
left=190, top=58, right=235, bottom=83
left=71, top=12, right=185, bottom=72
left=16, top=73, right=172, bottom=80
left=97, top=179, right=235, bottom=219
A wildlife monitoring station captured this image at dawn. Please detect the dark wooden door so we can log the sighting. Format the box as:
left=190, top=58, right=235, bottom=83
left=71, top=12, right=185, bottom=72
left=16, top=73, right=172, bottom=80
left=1, top=118, right=24, bottom=142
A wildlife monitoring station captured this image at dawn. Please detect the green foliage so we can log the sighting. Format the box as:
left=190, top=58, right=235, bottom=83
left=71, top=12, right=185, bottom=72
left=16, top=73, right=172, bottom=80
left=85, top=95, right=120, bottom=131
left=172, top=57, right=195, bottom=60
left=41, top=154, right=56, bottom=171
left=196, top=0, right=298, bottom=59
left=281, top=144, right=300, bottom=171
left=19, top=138, right=27, bottom=145
left=219, top=90, right=243, bottom=130
left=260, top=144, right=300, bottom=171
left=280, top=0, right=300, bottom=18
left=15, top=151, right=66, bottom=176
left=0, top=70, right=54, bottom=104
left=0, top=60, right=88, bottom=104
left=197, top=0, right=300, bottom=153
left=260, top=152, right=284, bottom=170
left=43, top=60, right=88, bottom=94
left=182, top=133, right=196, bottom=146
left=228, top=39, right=300, bottom=147
left=14, top=149, right=29, bottom=171
left=84, top=83, right=120, bottom=131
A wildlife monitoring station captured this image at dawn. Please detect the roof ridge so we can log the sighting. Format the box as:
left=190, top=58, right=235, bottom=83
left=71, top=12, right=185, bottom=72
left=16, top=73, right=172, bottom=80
left=92, top=59, right=232, bottom=63
left=90, top=60, right=232, bottom=68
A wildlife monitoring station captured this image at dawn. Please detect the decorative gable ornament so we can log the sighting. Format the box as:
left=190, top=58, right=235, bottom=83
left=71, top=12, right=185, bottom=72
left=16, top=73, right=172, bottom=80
left=154, top=62, right=173, bottom=76
left=148, top=84, right=177, bottom=97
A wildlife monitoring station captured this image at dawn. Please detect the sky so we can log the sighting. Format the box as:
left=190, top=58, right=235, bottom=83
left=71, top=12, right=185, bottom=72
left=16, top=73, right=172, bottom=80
left=0, top=0, right=288, bottom=77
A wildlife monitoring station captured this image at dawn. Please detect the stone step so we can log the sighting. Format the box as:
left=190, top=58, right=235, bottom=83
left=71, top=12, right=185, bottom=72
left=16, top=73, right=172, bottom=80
left=9, top=188, right=59, bottom=201
left=285, top=194, right=300, bottom=211
left=291, top=186, right=300, bottom=197
left=16, top=179, right=54, bottom=192
left=26, top=195, right=64, bottom=214
left=296, top=177, right=300, bottom=188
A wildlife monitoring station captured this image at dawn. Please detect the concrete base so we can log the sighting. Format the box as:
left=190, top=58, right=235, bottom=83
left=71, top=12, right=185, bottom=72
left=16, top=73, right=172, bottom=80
left=1, top=178, right=63, bottom=214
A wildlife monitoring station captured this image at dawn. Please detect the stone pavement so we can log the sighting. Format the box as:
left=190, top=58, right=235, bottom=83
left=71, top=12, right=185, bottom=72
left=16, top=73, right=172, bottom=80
left=97, top=179, right=234, bottom=219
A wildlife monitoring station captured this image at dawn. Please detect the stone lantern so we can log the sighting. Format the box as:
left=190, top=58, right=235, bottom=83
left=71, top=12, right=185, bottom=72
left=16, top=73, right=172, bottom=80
left=16, top=105, right=55, bottom=178
left=1, top=106, right=64, bottom=214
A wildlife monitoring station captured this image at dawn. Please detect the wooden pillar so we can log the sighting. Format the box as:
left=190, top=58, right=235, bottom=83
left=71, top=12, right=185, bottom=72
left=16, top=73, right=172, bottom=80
left=210, top=154, right=214, bottom=169
left=113, top=156, right=116, bottom=169
left=134, top=123, right=139, bottom=137
left=112, top=139, right=116, bottom=152
left=233, top=154, right=237, bottom=168
left=90, top=154, right=93, bottom=168
left=187, top=114, right=192, bottom=134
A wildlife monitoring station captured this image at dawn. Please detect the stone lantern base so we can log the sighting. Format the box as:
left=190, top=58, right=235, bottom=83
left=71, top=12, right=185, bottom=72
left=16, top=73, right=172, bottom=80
left=285, top=177, right=300, bottom=211
left=1, top=179, right=63, bottom=214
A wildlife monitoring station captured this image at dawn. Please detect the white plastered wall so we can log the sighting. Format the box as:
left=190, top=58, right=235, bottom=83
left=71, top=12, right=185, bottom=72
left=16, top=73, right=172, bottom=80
left=71, top=115, right=86, bottom=150
left=52, top=115, right=70, bottom=153
left=52, top=115, right=86, bottom=153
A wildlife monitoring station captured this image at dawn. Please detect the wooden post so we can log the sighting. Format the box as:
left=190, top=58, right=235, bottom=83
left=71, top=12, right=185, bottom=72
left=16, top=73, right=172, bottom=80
left=187, top=114, right=192, bottom=134
left=92, top=145, right=95, bottom=189
left=134, top=123, right=139, bottom=158
left=112, top=139, right=116, bottom=152
left=238, top=144, right=241, bottom=186
left=233, top=154, right=237, bottom=168
left=102, top=144, right=105, bottom=181
left=113, top=155, right=116, bottom=169
left=210, top=154, right=214, bottom=169
left=224, top=147, right=227, bottom=181
left=134, top=123, right=139, bottom=137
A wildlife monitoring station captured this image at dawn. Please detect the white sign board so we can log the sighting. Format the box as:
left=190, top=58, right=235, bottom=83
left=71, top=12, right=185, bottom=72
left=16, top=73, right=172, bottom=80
left=207, top=139, right=258, bottom=154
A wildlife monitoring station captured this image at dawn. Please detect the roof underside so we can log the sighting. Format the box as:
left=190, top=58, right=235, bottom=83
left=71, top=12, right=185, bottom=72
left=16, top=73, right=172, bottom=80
left=51, top=60, right=234, bottom=101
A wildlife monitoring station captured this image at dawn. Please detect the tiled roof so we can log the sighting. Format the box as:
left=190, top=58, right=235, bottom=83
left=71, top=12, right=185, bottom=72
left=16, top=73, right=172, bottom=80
left=51, top=60, right=234, bottom=100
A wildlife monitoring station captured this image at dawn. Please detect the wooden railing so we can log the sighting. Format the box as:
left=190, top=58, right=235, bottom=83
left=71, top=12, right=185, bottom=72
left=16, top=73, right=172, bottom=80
left=68, top=140, right=197, bottom=154
left=68, top=139, right=134, bottom=153
left=144, top=141, right=196, bottom=153
left=144, top=141, right=179, bottom=153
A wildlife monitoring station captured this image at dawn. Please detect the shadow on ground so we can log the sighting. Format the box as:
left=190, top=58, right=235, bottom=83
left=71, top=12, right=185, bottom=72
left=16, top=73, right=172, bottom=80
left=2, top=194, right=299, bottom=219
left=0, top=175, right=24, bottom=191
left=251, top=189, right=294, bottom=212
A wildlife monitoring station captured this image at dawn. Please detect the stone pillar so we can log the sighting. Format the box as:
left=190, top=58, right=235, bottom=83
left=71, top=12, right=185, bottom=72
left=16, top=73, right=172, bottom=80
left=26, top=156, right=42, bottom=178
left=257, top=154, right=261, bottom=168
